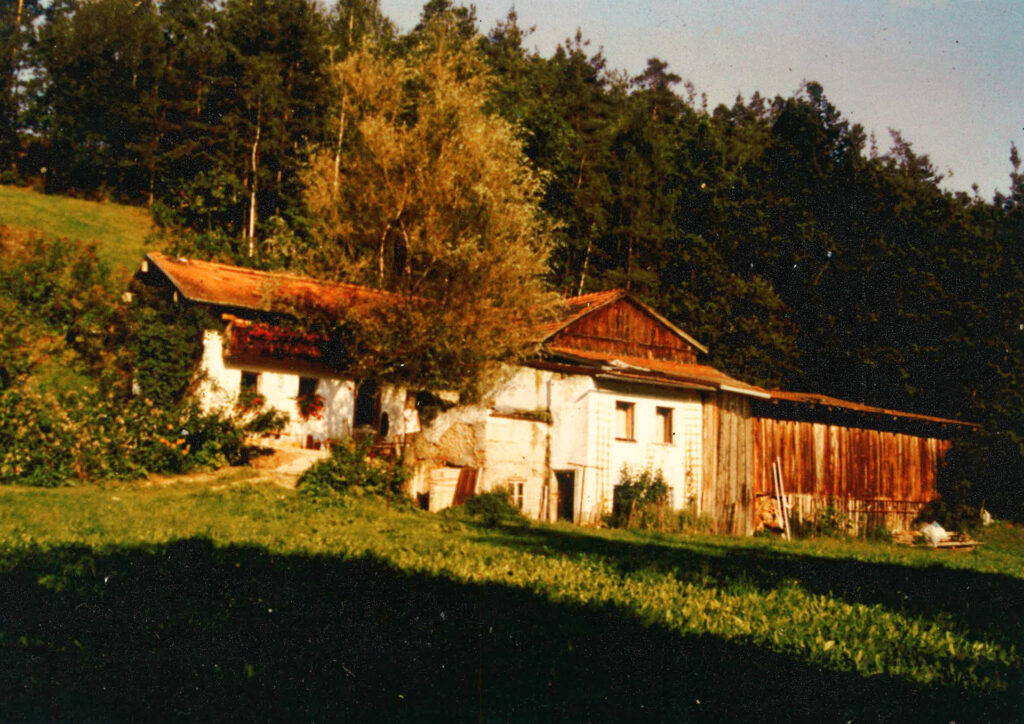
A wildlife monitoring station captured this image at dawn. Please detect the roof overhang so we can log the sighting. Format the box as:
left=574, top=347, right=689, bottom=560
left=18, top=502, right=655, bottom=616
left=538, top=347, right=770, bottom=399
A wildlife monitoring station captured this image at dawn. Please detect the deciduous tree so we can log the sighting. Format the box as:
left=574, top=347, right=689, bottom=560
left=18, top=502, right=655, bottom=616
left=304, top=16, right=559, bottom=394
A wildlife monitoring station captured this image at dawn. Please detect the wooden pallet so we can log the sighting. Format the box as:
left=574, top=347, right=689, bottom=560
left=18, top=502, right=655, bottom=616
left=892, top=530, right=982, bottom=550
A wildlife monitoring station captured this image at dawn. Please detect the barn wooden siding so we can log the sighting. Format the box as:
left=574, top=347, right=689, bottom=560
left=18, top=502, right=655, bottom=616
left=551, top=299, right=699, bottom=363
left=701, top=392, right=755, bottom=535
left=751, top=417, right=951, bottom=533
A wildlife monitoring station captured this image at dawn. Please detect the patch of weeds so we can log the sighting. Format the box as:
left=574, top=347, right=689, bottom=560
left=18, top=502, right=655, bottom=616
left=448, top=487, right=525, bottom=527
left=863, top=525, right=893, bottom=543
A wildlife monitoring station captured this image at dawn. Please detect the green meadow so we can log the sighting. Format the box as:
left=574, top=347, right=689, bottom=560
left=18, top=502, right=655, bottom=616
left=0, top=471, right=1020, bottom=722
left=0, top=185, right=153, bottom=272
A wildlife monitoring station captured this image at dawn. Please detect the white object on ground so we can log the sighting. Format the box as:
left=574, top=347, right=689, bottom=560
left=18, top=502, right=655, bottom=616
left=919, top=521, right=950, bottom=547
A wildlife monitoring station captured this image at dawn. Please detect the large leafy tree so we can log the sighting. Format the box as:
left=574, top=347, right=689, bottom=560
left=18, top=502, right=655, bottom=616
left=303, top=15, right=559, bottom=393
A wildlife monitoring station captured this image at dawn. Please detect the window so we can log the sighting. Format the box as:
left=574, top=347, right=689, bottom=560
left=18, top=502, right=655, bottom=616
left=507, top=479, right=525, bottom=510
left=240, top=370, right=260, bottom=393
left=298, top=376, right=317, bottom=397
left=237, top=370, right=263, bottom=412
left=656, top=407, right=673, bottom=444
left=615, top=401, right=635, bottom=441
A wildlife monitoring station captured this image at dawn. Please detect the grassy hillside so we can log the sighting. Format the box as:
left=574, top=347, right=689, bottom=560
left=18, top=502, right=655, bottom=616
left=0, top=185, right=154, bottom=272
left=0, top=473, right=1021, bottom=722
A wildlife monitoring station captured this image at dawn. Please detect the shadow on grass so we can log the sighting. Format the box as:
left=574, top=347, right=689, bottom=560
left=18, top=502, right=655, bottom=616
left=473, top=523, right=1024, bottom=652
left=0, top=538, right=1016, bottom=723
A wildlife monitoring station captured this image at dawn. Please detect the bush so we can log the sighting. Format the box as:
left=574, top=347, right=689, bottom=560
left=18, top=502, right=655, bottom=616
left=670, top=505, right=715, bottom=535
left=127, top=282, right=217, bottom=408
left=454, top=487, right=525, bottom=527
left=0, top=231, right=289, bottom=487
left=864, top=524, right=893, bottom=543
left=607, top=466, right=671, bottom=530
left=0, top=388, right=287, bottom=486
left=297, top=439, right=408, bottom=504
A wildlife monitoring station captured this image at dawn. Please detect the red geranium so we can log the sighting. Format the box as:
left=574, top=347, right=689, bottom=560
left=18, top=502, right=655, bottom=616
left=296, top=391, right=325, bottom=420
left=236, top=391, right=266, bottom=413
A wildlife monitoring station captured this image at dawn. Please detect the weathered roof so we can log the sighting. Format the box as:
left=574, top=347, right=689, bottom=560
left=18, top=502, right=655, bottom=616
left=541, top=346, right=770, bottom=398
left=762, top=390, right=978, bottom=428
left=143, top=252, right=397, bottom=314
left=535, top=289, right=708, bottom=354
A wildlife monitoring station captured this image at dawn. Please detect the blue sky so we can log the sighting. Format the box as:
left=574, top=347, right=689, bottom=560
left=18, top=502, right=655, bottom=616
left=380, top=0, right=1023, bottom=200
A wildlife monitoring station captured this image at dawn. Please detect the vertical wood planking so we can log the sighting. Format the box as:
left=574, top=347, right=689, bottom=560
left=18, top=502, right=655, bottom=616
left=701, top=393, right=719, bottom=515
left=551, top=298, right=699, bottom=363
left=749, top=416, right=954, bottom=507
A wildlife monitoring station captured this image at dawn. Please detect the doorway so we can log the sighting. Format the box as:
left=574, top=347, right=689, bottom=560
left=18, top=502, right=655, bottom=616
left=555, top=470, right=576, bottom=522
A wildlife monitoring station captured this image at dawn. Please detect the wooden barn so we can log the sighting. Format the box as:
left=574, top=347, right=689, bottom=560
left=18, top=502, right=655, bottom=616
left=136, top=252, right=973, bottom=534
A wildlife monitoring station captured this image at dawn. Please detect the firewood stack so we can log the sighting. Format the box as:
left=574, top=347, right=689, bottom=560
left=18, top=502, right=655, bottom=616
left=755, top=494, right=783, bottom=532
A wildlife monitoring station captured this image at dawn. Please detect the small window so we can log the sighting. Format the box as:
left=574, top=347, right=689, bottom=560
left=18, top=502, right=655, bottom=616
left=298, top=376, right=318, bottom=397
left=615, top=401, right=635, bottom=441
left=656, top=407, right=673, bottom=444
left=507, top=479, right=525, bottom=510
left=240, top=370, right=260, bottom=393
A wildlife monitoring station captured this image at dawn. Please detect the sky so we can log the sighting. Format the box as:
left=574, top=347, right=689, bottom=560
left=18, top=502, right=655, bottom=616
left=379, top=0, right=1023, bottom=200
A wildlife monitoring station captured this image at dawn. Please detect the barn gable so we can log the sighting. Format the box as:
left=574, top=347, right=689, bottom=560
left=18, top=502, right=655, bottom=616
left=544, top=290, right=707, bottom=364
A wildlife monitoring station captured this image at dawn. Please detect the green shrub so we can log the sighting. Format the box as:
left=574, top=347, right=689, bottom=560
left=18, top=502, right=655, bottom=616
left=608, top=466, right=671, bottom=530
left=297, top=438, right=408, bottom=503
left=0, top=231, right=289, bottom=487
left=0, top=388, right=287, bottom=486
left=864, top=524, right=893, bottom=543
left=454, top=487, right=525, bottom=527
left=671, top=504, right=715, bottom=534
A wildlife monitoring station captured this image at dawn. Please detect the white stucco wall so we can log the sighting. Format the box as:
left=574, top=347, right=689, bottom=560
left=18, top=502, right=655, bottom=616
left=483, top=366, right=703, bottom=522
left=413, top=364, right=706, bottom=523
left=483, top=416, right=549, bottom=518
left=483, top=367, right=595, bottom=519
left=194, top=329, right=406, bottom=448
left=593, top=388, right=703, bottom=516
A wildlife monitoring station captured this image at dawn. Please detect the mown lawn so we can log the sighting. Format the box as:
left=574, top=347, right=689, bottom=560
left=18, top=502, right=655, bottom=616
left=0, top=471, right=1021, bottom=722
left=0, top=185, right=154, bottom=272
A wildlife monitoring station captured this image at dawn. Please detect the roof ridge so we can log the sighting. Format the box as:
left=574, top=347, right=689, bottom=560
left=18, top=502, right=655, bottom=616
left=562, top=288, right=625, bottom=304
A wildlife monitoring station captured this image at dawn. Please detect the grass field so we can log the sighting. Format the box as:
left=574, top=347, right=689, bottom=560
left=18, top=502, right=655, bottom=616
left=0, top=471, right=1021, bottom=722
left=0, top=185, right=154, bottom=272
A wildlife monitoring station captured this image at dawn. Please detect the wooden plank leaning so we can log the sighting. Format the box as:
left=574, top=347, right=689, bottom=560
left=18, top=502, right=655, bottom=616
left=773, top=457, right=791, bottom=541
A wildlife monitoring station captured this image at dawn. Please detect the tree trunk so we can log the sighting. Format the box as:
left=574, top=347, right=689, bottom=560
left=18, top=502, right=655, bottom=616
left=247, top=101, right=262, bottom=257
left=577, top=225, right=593, bottom=295
left=332, top=12, right=354, bottom=193
left=10, top=0, right=23, bottom=71
left=626, top=232, right=634, bottom=291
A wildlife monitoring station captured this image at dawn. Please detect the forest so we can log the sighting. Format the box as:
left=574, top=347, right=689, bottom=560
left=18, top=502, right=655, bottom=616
left=1, top=0, right=1023, bottom=519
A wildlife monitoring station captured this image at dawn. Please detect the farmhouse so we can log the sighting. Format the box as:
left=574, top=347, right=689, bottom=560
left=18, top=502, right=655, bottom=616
left=136, top=252, right=972, bottom=534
